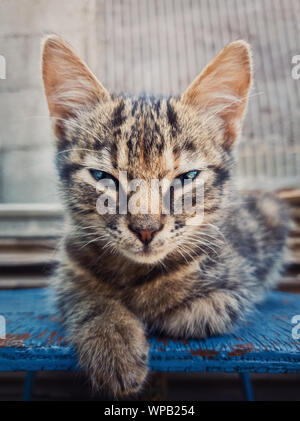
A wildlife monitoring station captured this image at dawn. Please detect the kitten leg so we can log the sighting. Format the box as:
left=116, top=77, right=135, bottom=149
left=156, top=289, right=250, bottom=339
left=54, top=276, right=149, bottom=397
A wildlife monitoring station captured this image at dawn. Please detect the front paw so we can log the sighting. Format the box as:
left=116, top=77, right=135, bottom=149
left=78, top=322, right=149, bottom=397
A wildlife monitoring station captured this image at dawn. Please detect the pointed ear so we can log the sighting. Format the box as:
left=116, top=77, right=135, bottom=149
left=42, top=35, right=110, bottom=136
left=181, top=40, right=252, bottom=148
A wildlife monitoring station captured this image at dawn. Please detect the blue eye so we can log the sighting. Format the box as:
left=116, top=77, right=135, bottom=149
left=89, top=169, right=119, bottom=187
left=89, top=169, right=104, bottom=181
left=178, top=170, right=199, bottom=183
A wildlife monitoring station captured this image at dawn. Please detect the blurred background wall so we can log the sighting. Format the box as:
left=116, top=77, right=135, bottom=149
left=0, top=0, right=300, bottom=204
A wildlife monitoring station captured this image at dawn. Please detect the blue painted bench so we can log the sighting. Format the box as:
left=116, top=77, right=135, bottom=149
left=0, top=288, right=300, bottom=400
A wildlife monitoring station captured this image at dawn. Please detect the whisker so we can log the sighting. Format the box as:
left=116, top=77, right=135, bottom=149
left=79, top=234, right=110, bottom=250
left=202, top=91, right=264, bottom=125
left=57, top=148, right=101, bottom=156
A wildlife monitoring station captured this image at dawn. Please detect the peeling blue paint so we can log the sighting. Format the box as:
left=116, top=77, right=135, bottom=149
left=0, top=288, right=300, bottom=373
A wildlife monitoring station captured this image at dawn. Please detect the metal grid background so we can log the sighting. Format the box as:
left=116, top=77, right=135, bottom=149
left=0, top=0, right=299, bottom=205
left=93, top=0, right=300, bottom=189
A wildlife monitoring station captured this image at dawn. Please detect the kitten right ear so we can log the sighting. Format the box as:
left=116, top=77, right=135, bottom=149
left=181, top=41, right=252, bottom=148
left=42, top=35, right=110, bottom=135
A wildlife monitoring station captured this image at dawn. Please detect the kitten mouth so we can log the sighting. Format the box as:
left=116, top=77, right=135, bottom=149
left=120, top=243, right=167, bottom=264
left=142, top=245, right=151, bottom=254
left=134, top=246, right=154, bottom=257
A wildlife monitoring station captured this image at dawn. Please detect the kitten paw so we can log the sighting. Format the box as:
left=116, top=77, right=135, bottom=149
left=78, top=322, right=149, bottom=397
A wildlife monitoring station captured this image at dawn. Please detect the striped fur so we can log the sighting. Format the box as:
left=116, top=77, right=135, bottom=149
left=42, top=36, right=290, bottom=397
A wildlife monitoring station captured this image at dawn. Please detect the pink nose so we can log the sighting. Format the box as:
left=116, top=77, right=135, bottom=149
left=139, top=229, right=153, bottom=244
left=128, top=225, right=163, bottom=245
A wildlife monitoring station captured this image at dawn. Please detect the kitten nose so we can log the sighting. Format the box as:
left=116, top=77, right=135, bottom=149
left=139, top=229, right=154, bottom=245
left=128, top=225, right=163, bottom=245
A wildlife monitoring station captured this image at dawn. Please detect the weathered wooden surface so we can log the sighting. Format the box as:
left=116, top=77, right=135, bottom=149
left=0, top=288, right=300, bottom=373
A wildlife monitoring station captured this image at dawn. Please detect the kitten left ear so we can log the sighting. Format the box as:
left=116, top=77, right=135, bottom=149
left=42, top=34, right=110, bottom=136
left=181, top=40, right=252, bottom=148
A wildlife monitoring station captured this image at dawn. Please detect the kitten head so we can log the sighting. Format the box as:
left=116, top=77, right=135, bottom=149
left=42, top=35, right=252, bottom=265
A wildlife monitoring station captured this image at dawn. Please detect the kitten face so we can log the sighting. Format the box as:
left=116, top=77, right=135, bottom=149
left=56, top=96, right=232, bottom=264
left=42, top=36, right=252, bottom=265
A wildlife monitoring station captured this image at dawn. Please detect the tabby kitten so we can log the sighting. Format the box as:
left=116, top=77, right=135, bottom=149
left=42, top=35, right=289, bottom=397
